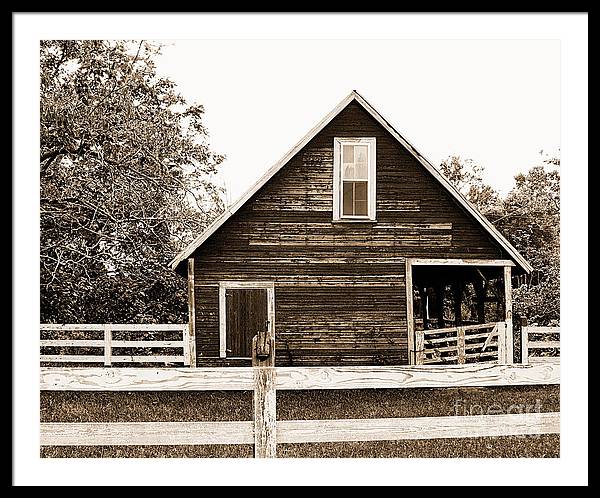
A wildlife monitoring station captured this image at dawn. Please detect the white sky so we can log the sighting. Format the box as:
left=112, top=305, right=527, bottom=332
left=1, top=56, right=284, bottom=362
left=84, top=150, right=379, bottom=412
left=154, top=38, right=560, bottom=204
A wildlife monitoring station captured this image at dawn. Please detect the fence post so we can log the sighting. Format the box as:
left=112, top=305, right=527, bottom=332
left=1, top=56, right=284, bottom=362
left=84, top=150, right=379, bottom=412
left=252, top=331, right=276, bottom=458
left=503, top=265, right=513, bottom=364
left=497, top=322, right=507, bottom=364
left=457, top=327, right=466, bottom=364
left=415, top=329, right=425, bottom=365
left=182, top=324, right=191, bottom=367
left=104, top=325, right=112, bottom=367
left=521, top=317, right=529, bottom=365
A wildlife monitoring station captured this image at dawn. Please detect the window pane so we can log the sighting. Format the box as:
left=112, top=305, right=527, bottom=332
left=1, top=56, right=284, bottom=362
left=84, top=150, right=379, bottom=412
left=354, top=200, right=368, bottom=216
left=342, top=145, right=355, bottom=179
left=343, top=163, right=355, bottom=179
left=342, top=145, right=354, bottom=164
left=354, top=181, right=368, bottom=201
left=354, top=145, right=368, bottom=179
left=342, top=181, right=354, bottom=215
left=341, top=181, right=369, bottom=216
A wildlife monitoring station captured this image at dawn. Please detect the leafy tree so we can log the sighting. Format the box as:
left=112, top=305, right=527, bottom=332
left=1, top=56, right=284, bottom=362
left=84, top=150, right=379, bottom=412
left=438, top=154, right=560, bottom=325
left=40, top=40, right=224, bottom=323
left=495, top=161, right=560, bottom=325
left=439, top=155, right=501, bottom=215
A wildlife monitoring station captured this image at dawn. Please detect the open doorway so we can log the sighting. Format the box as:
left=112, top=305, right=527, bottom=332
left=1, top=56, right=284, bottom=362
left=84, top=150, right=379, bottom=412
left=406, top=259, right=514, bottom=365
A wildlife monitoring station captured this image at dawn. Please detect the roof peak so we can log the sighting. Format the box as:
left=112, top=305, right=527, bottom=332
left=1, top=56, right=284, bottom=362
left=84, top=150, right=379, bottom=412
left=170, top=91, right=532, bottom=273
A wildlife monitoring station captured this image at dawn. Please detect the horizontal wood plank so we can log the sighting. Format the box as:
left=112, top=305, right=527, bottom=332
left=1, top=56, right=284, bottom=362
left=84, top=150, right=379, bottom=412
left=275, top=361, right=559, bottom=390
left=40, top=355, right=185, bottom=364
left=40, top=356, right=106, bottom=363
left=528, top=341, right=561, bottom=349
left=40, top=367, right=256, bottom=391
left=40, top=340, right=104, bottom=347
left=277, top=412, right=559, bottom=443
left=40, top=421, right=253, bottom=446
left=112, top=341, right=184, bottom=348
left=409, top=258, right=515, bottom=267
left=40, top=324, right=187, bottom=332
left=40, top=340, right=185, bottom=348
left=464, top=351, right=498, bottom=359
left=529, top=357, right=561, bottom=364
left=40, top=413, right=559, bottom=446
left=525, top=327, right=561, bottom=335
left=40, top=361, right=559, bottom=391
left=424, top=336, right=458, bottom=345
left=423, top=322, right=500, bottom=336
left=110, top=356, right=185, bottom=363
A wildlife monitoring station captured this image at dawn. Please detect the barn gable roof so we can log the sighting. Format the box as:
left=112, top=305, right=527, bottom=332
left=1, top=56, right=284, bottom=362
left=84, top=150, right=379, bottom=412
left=171, top=90, right=532, bottom=273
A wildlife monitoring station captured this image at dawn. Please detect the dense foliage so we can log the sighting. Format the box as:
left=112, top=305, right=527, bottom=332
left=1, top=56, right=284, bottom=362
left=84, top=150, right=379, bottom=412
left=439, top=155, right=560, bottom=325
left=40, top=40, right=224, bottom=323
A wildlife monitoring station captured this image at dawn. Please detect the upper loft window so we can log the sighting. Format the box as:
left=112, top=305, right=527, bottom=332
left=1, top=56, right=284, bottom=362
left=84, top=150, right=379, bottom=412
left=333, top=137, right=376, bottom=220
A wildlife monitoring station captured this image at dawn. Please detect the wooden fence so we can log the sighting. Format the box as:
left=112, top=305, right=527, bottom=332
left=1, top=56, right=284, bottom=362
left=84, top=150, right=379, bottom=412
left=522, top=325, right=560, bottom=365
left=415, top=321, right=505, bottom=365
left=41, top=359, right=560, bottom=458
left=40, top=324, right=194, bottom=367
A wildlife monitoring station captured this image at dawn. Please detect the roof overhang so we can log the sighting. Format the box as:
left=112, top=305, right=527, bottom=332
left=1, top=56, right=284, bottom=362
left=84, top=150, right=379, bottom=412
left=171, top=90, right=533, bottom=274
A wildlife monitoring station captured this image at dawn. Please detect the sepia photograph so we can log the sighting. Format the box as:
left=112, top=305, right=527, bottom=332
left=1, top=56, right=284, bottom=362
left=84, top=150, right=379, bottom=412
left=14, top=12, right=587, bottom=486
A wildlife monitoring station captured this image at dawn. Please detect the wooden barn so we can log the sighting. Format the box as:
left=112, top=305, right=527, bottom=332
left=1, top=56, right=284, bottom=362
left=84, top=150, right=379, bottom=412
left=170, top=91, right=532, bottom=368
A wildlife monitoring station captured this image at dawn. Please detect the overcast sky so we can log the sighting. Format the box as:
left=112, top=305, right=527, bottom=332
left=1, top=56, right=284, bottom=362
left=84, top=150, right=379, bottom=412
left=154, top=39, right=560, bottom=204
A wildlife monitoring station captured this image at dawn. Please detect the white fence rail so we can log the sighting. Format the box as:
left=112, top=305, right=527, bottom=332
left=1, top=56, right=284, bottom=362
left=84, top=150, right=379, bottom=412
left=40, top=324, right=192, bottom=366
left=522, top=326, right=560, bottom=364
left=41, top=412, right=560, bottom=447
left=40, top=360, right=560, bottom=391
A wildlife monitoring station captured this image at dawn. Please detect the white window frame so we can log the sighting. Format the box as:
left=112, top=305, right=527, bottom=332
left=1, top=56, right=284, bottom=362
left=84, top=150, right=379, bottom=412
left=218, top=281, right=275, bottom=359
left=333, top=137, right=376, bottom=221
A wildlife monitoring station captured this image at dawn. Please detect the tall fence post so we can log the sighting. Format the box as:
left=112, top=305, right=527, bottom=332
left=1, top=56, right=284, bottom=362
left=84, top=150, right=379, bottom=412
left=252, top=331, right=276, bottom=458
left=104, top=325, right=112, bottom=367
left=415, top=329, right=425, bottom=365
left=521, top=317, right=529, bottom=365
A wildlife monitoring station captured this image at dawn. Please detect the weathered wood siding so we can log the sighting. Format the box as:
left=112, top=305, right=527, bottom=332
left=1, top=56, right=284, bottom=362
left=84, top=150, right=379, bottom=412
left=192, top=101, right=510, bottom=366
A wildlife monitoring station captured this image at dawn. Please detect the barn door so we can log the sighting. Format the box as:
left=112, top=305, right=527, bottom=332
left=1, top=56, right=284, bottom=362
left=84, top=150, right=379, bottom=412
left=225, top=288, right=269, bottom=358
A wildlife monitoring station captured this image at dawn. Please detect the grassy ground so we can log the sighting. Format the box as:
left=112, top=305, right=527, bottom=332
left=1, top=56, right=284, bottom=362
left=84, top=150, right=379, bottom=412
left=41, top=391, right=252, bottom=422
left=41, top=435, right=558, bottom=458
left=41, top=385, right=559, bottom=458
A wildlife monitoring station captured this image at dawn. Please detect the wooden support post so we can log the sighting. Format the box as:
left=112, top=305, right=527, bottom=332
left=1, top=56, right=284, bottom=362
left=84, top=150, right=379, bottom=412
left=218, top=285, right=227, bottom=359
left=503, top=266, right=513, bottom=364
left=103, top=325, right=112, bottom=367
left=252, top=330, right=276, bottom=458
left=422, top=287, right=430, bottom=330
left=187, top=258, right=197, bottom=367
left=521, top=317, right=529, bottom=365
left=405, top=260, right=415, bottom=364
left=457, top=327, right=466, bottom=364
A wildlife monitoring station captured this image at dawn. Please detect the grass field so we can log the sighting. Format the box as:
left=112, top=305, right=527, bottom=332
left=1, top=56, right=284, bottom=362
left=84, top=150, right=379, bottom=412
left=40, top=385, right=559, bottom=458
